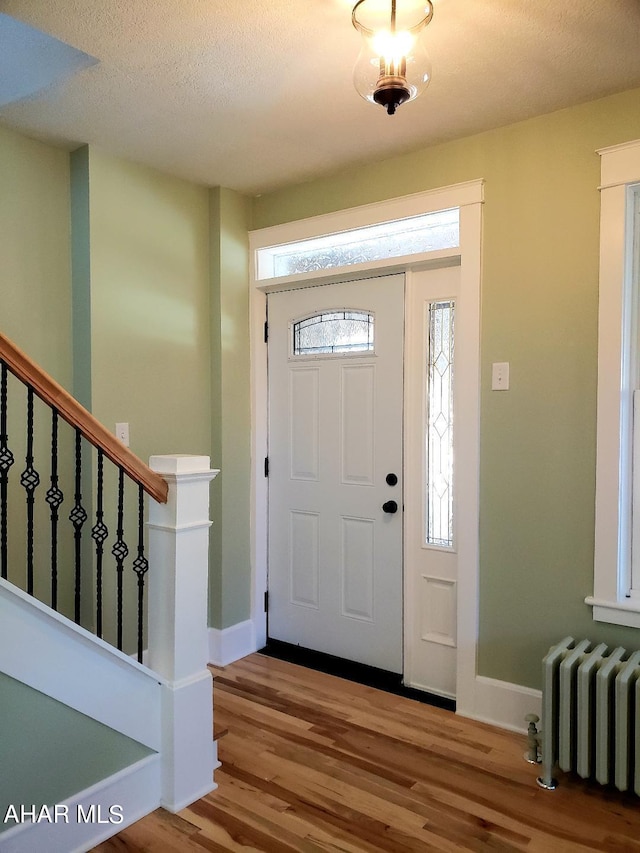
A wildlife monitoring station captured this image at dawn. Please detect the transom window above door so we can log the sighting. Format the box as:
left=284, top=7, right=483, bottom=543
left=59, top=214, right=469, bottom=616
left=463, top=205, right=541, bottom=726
left=256, top=208, right=459, bottom=281
left=292, top=310, right=374, bottom=356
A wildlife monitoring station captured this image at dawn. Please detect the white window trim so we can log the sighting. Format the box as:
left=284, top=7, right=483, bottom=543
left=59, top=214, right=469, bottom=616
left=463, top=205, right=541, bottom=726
left=587, top=139, right=640, bottom=628
left=249, top=181, right=479, bottom=292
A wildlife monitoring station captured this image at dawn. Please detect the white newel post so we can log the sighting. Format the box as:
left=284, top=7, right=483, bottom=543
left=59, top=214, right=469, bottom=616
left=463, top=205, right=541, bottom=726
left=147, top=455, right=220, bottom=813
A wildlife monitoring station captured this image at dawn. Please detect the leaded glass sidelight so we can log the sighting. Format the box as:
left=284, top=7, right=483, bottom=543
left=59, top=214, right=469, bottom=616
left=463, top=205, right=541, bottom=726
left=293, top=310, right=374, bottom=356
left=426, top=300, right=455, bottom=547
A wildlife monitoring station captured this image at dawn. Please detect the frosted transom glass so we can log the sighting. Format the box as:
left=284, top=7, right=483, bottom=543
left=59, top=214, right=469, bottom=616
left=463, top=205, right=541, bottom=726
left=293, top=311, right=374, bottom=356
left=257, top=208, right=459, bottom=280
left=426, top=300, right=455, bottom=548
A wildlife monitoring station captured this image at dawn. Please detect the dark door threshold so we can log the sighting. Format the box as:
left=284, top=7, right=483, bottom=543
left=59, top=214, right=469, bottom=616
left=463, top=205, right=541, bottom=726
left=259, top=639, right=456, bottom=712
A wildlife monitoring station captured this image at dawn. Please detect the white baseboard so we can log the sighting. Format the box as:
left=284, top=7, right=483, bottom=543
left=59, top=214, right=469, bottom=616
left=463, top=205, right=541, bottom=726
left=208, top=618, right=539, bottom=735
left=0, top=755, right=161, bottom=853
left=162, top=778, right=218, bottom=815
left=457, top=675, right=542, bottom=734
left=208, top=619, right=257, bottom=667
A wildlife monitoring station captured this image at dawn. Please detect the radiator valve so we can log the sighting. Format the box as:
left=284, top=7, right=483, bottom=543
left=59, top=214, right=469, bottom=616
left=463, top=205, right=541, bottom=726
left=524, top=713, right=542, bottom=764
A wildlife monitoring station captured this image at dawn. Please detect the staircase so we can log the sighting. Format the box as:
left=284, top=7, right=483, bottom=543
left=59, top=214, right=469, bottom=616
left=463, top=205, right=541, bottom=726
left=0, top=670, right=156, bottom=851
left=0, top=332, right=219, bottom=852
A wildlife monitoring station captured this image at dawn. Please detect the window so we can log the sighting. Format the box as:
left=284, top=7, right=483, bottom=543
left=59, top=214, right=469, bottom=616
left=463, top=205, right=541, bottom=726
left=256, top=208, right=459, bottom=281
left=425, top=300, right=455, bottom=547
left=292, top=310, right=374, bottom=356
left=588, top=139, right=640, bottom=628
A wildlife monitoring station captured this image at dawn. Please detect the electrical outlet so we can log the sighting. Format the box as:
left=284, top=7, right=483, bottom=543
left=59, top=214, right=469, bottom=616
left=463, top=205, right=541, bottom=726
left=115, top=422, right=130, bottom=446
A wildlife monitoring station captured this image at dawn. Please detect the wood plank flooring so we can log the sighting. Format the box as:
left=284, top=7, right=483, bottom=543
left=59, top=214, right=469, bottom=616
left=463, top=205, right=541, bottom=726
left=92, top=654, right=640, bottom=852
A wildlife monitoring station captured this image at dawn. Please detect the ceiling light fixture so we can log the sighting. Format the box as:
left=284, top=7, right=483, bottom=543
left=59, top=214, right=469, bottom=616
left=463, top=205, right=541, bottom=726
left=352, top=0, right=433, bottom=116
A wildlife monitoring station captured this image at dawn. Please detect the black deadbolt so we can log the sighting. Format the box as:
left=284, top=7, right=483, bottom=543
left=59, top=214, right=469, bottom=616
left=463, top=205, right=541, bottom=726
left=386, top=473, right=398, bottom=486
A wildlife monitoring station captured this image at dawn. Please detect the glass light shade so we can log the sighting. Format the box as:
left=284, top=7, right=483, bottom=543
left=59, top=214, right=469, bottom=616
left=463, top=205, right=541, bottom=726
left=352, top=0, right=432, bottom=115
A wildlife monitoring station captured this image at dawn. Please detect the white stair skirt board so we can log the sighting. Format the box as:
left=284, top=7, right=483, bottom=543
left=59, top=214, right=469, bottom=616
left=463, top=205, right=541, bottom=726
left=0, top=578, right=162, bottom=749
left=457, top=675, right=542, bottom=734
left=208, top=619, right=257, bottom=667
left=0, top=754, right=161, bottom=853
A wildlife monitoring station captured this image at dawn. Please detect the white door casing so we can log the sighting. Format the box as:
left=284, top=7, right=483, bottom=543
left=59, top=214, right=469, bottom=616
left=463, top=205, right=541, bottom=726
left=267, top=275, right=404, bottom=673
left=250, top=182, right=482, bottom=716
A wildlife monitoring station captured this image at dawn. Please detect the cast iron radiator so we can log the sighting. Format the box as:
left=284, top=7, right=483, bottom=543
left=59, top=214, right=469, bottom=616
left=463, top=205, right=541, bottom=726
left=539, top=636, right=640, bottom=792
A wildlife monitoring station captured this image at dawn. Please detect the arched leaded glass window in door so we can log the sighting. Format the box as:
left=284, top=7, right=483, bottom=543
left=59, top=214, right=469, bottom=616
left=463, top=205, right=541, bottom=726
left=292, top=310, right=374, bottom=356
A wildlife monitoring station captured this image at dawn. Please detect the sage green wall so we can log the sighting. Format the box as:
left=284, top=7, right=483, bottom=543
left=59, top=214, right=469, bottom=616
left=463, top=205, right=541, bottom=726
left=70, top=146, right=92, bottom=410
left=9, top=86, right=640, bottom=688
left=1, top=125, right=76, bottom=616
left=86, top=148, right=211, bottom=462
left=252, top=87, right=640, bottom=689
left=1, top=125, right=71, bottom=382
left=209, top=187, right=252, bottom=629
left=77, top=147, right=212, bottom=648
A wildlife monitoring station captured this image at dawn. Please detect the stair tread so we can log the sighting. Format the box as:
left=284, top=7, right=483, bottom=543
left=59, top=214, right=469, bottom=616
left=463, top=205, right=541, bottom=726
left=0, top=673, right=155, bottom=832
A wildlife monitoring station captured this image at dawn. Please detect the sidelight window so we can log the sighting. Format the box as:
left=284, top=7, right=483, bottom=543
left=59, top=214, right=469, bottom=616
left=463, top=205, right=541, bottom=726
left=425, top=300, right=455, bottom=548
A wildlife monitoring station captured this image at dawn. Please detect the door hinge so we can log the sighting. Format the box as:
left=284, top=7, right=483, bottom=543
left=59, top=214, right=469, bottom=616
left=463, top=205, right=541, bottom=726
left=264, top=590, right=269, bottom=612
left=264, top=320, right=268, bottom=343
left=264, top=456, right=269, bottom=477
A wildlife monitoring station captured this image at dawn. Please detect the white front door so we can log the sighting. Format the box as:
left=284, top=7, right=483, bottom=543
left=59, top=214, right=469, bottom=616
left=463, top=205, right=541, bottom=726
left=267, top=274, right=404, bottom=673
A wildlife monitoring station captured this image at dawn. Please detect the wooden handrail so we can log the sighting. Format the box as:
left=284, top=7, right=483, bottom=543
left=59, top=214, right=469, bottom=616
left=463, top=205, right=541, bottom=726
left=0, top=332, right=168, bottom=504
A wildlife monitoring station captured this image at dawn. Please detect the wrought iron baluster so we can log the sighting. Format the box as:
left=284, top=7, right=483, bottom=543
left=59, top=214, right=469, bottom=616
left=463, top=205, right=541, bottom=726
left=91, top=449, right=108, bottom=639
left=132, top=483, right=149, bottom=663
left=0, top=364, right=15, bottom=580
left=69, top=428, right=87, bottom=623
left=20, top=388, right=40, bottom=595
left=45, top=410, right=64, bottom=610
left=112, top=468, right=128, bottom=651
left=0, top=349, right=161, bottom=662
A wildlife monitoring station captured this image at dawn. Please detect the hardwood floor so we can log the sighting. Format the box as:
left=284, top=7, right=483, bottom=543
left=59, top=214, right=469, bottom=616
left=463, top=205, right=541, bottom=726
left=92, top=654, right=640, bottom=852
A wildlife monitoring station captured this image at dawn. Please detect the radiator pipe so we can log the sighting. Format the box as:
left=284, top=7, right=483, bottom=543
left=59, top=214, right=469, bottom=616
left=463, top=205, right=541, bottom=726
left=524, top=714, right=542, bottom=764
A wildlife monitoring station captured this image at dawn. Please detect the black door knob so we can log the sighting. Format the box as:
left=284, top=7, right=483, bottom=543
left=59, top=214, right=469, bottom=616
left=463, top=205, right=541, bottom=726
left=382, top=500, right=398, bottom=514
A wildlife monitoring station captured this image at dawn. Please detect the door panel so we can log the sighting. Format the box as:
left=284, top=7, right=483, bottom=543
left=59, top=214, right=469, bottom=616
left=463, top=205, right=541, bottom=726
left=268, top=275, right=404, bottom=672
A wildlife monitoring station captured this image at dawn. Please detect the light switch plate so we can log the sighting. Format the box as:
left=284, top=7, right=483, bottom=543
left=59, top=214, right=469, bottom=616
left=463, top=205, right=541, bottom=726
left=492, top=362, right=510, bottom=391
left=115, top=422, right=130, bottom=446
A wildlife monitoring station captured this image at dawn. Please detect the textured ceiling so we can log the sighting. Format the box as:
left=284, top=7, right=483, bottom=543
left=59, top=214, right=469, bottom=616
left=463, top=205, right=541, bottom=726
left=1, top=0, right=640, bottom=195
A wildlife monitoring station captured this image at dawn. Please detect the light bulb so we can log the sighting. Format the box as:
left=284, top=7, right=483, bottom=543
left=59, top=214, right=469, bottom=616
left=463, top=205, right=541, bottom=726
left=353, top=28, right=431, bottom=115
left=371, top=29, right=415, bottom=59
left=352, top=0, right=433, bottom=116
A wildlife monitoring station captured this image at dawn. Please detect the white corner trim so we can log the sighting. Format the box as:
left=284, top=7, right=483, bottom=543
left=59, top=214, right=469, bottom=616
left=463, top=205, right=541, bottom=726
left=457, top=675, right=542, bottom=734
left=208, top=619, right=257, bottom=667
